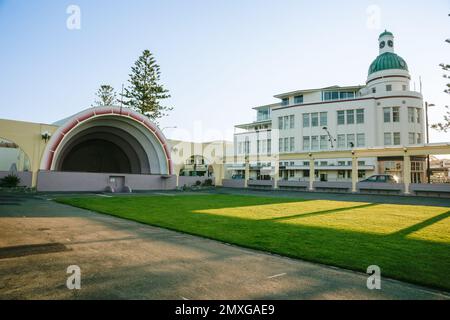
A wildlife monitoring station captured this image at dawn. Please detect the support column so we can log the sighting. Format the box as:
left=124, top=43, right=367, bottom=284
left=352, top=155, right=359, bottom=193
left=403, top=154, right=411, bottom=195
left=244, top=156, right=250, bottom=188
left=273, top=159, right=279, bottom=189
left=309, top=158, right=315, bottom=191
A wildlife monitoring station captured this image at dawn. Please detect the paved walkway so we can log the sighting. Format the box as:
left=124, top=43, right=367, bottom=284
left=0, top=193, right=449, bottom=300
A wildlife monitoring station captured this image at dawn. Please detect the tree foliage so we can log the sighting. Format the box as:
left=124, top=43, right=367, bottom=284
left=431, top=14, right=450, bottom=132
left=93, top=85, right=117, bottom=106
left=119, top=50, right=172, bottom=122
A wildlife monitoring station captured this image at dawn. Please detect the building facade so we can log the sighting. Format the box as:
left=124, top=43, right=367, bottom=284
left=231, top=31, right=426, bottom=183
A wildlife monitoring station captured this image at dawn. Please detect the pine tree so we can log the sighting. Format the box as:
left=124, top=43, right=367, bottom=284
left=93, top=85, right=117, bottom=106
left=120, top=50, right=172, bottom=122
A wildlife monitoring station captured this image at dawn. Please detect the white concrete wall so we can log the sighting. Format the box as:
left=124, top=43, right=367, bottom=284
left=36, top=171, right=176, bottom=192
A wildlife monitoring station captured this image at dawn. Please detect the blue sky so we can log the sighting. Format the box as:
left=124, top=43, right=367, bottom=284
left=0, top=0, right=449, bottom=142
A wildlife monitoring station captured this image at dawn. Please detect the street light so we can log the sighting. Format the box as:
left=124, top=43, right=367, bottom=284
left=161, top=126, right=177, bottom=132
left=322, top=126, right=336, bottom=148
left=425, top=102, right=435, bottom=183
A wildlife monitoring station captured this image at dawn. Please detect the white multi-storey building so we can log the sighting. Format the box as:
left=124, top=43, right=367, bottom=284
left=232, top=31, right=426, bottom=183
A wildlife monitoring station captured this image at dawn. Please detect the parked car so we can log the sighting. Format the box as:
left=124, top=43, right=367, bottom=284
left=361, top=174, right=399, bottom=184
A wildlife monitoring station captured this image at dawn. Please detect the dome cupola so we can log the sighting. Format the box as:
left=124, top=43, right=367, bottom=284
left=368, top=30, right=409, bottom=76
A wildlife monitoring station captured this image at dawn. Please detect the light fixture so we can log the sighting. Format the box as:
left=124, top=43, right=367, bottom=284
left=41, top=131, right=51, bottom=143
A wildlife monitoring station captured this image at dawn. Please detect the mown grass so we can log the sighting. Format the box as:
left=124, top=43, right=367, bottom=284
left=56, top=194, right=450, bottom=291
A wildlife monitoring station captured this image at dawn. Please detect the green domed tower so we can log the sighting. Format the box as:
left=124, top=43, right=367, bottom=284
left=368, top=30, right=409, bottom=76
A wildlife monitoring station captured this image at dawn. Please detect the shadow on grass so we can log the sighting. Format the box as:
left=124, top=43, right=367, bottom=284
left=264, top=203, right=379, bottom=222
left=391, top=210, right=450, bottom=237
left=55, top=194, right=450, bottom=292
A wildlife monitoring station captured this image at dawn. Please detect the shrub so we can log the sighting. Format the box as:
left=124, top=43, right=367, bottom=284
left=0, top=174, right=21, bottom=188
left=195, top=180, right=202, bottom=186
left=203, top=179, right=213, bottom=186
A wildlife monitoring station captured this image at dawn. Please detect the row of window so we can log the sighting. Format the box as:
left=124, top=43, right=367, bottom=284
left=277, top=106, right=420, bottom=131
left=278, top=137, right=295, bottom=152
left=371, top=84, right=408, bottom=94
left=384, top=132, right=401, bottom=145
left=302, top=133, right=365, bottom=151
left=384, top=107, right=422, bottom=123
left=238, top=131, right=421, bottom=155
left=385, top=131, right=425, bottom=145
left=408, top=107, right=422, bottom=124
left=279, top=160, right=366, bottom=167
left=337, top=109, right=365, bottom=125
left=408, top=132, right=422, bottom=145
left=278, top=115, right=295, bottom=130
left=281, top=95, right=304, bottom=106
left=323, top=91, right=356, bottom=101
left=280, top=109, right=365, bottom=130
left=337, top=133, right=366, bottom=148
left=302, top=112, right=328, bottom=127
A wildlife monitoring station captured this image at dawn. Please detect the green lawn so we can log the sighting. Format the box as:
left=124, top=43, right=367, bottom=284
left=56, top=194, right=450, bottom=291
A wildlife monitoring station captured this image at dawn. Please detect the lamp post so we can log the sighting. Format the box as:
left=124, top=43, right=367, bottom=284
left=161, top=126, right=177, bottom=132
left=322, top=126, right=336, bottom=149
left=425, top=102, right=435, bottom=183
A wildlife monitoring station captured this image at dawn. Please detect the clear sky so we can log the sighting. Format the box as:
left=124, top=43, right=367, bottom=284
left=0, top=0, right=449, bottom=143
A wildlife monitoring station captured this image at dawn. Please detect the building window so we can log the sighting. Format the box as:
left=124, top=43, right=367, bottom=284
left=320, top=135, right=328, bottom=150
left=311, top=136, right=319, bottom=150
left=337, top=111, right=345, bottom=125
left=346, top=110, right=355, bottom=124
left=284, top=137, right=289, bottom=152
left=416, top=108, right=421, bottom=124
left=372, top=87, right=376, bottom=94
left=294, top=95, right=303, bottom=104
left=417, top=133, right=422, bottom=144
left=384, top=132, right=392, bottom=146
left=289, top=115, right=295, bottom=129
left=409, top=132, right=415, bottom=145
left=386, top=84, right=392, bottom=92
left=279, top=138, right=283, bottom=152
left=383, top=107, right=391, bottom=123
left=358, top=161, right=366, bottom=166
left=289, top=170, right=295, bottom=177
left=320, top=112, right=328, bottom=126
left=290, top=137, right=295, bottom=152
left=238, top=142, right=243, bottom=154
left=284, top=116, right=289, bottom=129
left=244, top=138, right=250, bottom=155
left=408, top=107, right=415, bottom=123
left=303, top=114, right=310, bottom=128
left=356, top=109, right=364, bottom=124
left=393, top=107, right=400, bottom=122
left=281, top=98, right=289, bottom=106
left=357, top=133, right=365, bottom=147
left=303, top=136, right=310, bottom=150
left=338, top=161, right=346, bottom=166
left=278, top=117, right=283, bottom=130
left=402, top=85, right=407, bottom=91
left=347, top=134, right=355, bottom=148
left=393, top=132, right=401, bottom=145
left=311, top=113, right=319, bottom=127
left=337, top=134, right=346, bottom=149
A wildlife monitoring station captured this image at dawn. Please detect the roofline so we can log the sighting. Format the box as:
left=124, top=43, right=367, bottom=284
left=272, top=94, right=422, bottom=111
left=235, top=120, right=272, bottom=129
left=273, top=85, right=365, bottom=99
left=252, top=103, right=280, bottom=110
